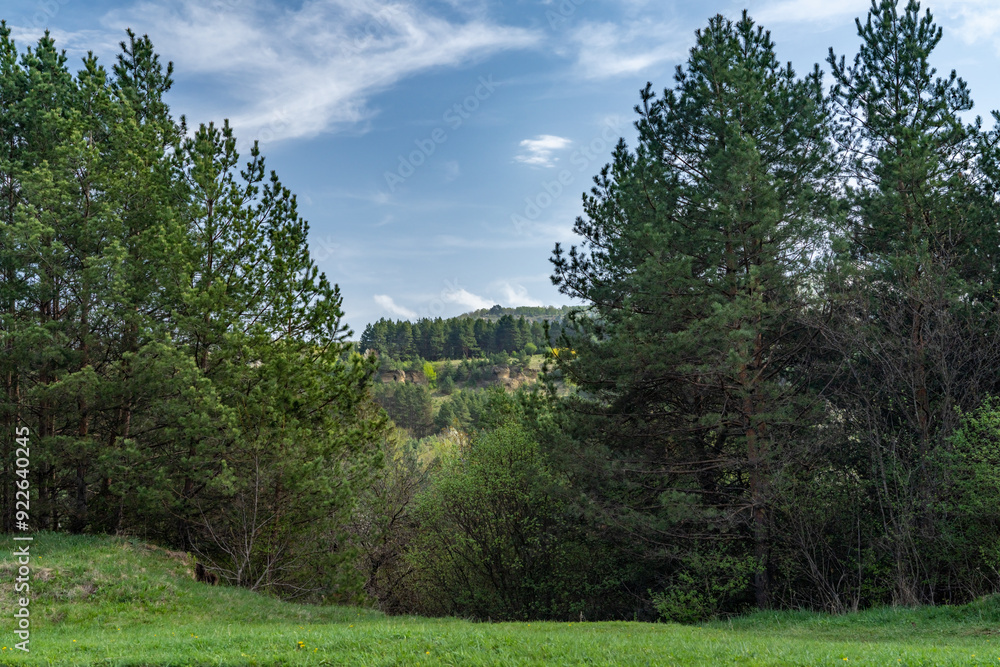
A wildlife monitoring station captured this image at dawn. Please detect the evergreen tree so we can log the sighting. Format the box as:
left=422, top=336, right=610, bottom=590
left=551, top=11, right=834, bottom=609
left=473, top=318, right=491, bottom=354
left=530, top=321, right=545, bottom=348
left=428, top=319, right=447, bottom=359
left=824, top=0, right=1000, bottom=605
left=496, top=315, right=517, bottom=353
left=0, top=29, right=385, bottom=596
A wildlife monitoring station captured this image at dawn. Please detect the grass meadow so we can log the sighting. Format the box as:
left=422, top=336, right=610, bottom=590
left=2, top=533, right=1000, bottom=665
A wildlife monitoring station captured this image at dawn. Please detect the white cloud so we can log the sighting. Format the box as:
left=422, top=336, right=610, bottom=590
left=443, top=287, right=492, bottom=311
left=7, top=26, right=119, bottom=55
left=515, top=134, right=571, bottom=167
left=751, top=0, right=870, bottom=26
left=97, top=0, right=540, bottom=144
left=937, top=1, right=1000, bottom=47
left=374, top=294, right=417, bottom=318
left=497, top=282, right=544, bottom=307
left=568, top=20, right=686, bottom=79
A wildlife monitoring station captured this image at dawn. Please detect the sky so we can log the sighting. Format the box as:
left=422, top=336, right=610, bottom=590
left=4, top=0, right=1000, bottom=334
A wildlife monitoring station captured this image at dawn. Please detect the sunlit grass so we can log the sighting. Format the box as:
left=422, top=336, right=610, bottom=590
left=3, top=533, right=1000, bottom=665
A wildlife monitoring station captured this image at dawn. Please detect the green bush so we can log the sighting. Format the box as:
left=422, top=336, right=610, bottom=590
left=423, top=361, right=437, bottom=389
left=407, top=421, right=594, bottom=620
left=927, top=397, right=1000, bottom=598
left=651, top=551, right=757, bottom=623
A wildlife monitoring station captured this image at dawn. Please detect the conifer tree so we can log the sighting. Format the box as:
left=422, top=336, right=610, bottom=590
left=551, top=11, right=833, bottom=609
left=825, top=0, right=1000, bottom=604
left=0, top=29, right=385, bottom=596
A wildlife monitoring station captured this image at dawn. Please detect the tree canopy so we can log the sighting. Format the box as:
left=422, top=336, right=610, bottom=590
left=0, top=26, right=385, bottom=596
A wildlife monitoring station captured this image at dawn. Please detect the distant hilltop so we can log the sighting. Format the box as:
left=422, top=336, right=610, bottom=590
left=457, top=304, right=575, bottom=322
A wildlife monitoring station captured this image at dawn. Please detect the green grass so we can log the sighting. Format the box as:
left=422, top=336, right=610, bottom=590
left=3, top=533, right=1000, bottom=665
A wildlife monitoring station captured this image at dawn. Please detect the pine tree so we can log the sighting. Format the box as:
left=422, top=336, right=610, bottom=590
left=551, top=11, right=834, bottom=609
left=0, top=22, right=30, bottom=532
left=0, top=29, right=386, bottom=596
left=825, top=0, right=1000, bottom=604
left=428, top=319, right=447, bottom=360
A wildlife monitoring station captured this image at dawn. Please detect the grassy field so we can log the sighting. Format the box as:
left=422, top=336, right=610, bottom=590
left=2, top=534, right=1000, bottom=665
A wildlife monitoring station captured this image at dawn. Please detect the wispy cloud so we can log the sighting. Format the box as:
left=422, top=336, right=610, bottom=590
left=443, top=287, right=492, bottom=311
left=97, top=0, right=539, bottom=144
left=937, top=0, right=1000, bottom=48
left=7, top=25, right=119, bottom=56
left=497, top=282, right=544, bottom=307
left=568, top=20, right=686, bottom=79
left=374, top=294, right=417, bottom=318
left=751, top=0, right=870, bottom=26
left=515, top=134, right=571, bottom=167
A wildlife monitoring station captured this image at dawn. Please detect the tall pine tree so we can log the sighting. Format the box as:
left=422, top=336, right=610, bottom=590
left=824, top=0, right=1000, bottom=604
left=551, top=11, right=834, bottom=609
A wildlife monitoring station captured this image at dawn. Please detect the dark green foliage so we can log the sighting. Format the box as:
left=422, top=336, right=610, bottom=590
left=539, top=0, right=1000, bottom=620
left=820, top=0, right=1000, bottom=606
left=929, top=399, right=1000, bottom=597
left=375, top=382, right=434, bottom=438
left=406, top=420, right=600, bottom=620
left=651, top=550, right=758, bottom=623
left=360, top=312, right=560, bottom=360
left=433, top=389, right=493, bottom=433
left=550, top=10, right=833, bottom=611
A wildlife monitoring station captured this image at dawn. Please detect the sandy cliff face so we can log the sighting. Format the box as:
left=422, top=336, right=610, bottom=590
left=382, top=364, right=539, bottom=390
left=380, top=369, right=406, bottom=383
left=405, top=370, right=428, bottom=385
left=487, top=365, right=539, bottom=390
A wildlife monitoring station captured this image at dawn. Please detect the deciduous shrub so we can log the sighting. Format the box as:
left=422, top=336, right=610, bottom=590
left=406, top=421, right=595, bottom=620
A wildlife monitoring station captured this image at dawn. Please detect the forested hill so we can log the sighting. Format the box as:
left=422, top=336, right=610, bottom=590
left=458, top=304, right=576, bottom=322
left=358, top=310, right=571, bottom=360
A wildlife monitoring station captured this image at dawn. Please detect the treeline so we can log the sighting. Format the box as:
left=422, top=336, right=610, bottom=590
left=0, top=28, right=384, bottom=597
left=359, top=313, right=565, bottom=360
left=459, top=304, right=573, bottom=321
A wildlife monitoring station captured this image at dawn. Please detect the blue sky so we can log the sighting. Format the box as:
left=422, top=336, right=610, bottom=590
left=5, top=0, right=1000, bottom=333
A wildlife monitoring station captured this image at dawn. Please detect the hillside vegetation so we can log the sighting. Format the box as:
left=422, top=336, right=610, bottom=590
left=359, top=311, right=570, bottom=361
left=458, top=305, right=576, bottom=322
left=4, top=533, right=1000, bottom=665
